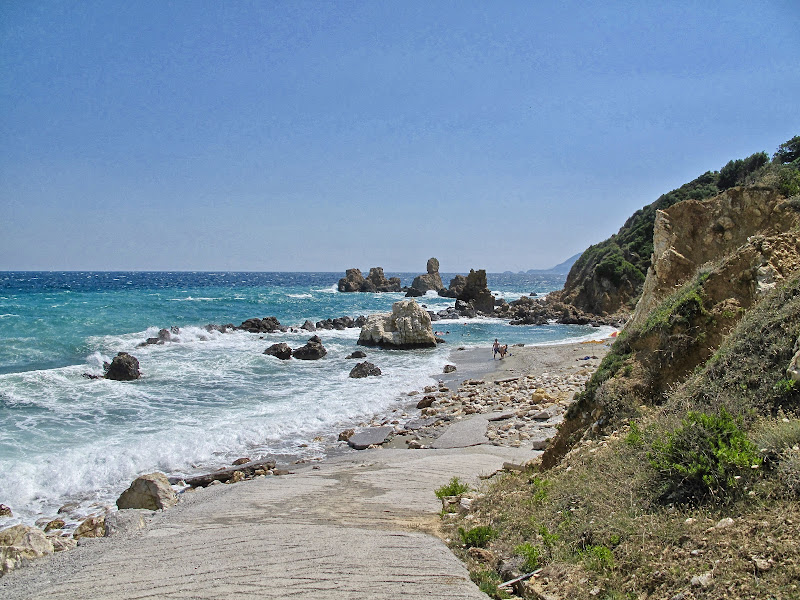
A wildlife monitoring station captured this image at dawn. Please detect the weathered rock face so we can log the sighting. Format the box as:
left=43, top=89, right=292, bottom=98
left=73, top=514, right=106, bottom=539
left=439, top=274, right=467, bottom=298
left=292, top=335, right=327, bottom=360
left=630, top=187, right=800, bottom=328
left=456, top=269, right=495, bottom=314
left=411, top=257, right=445, bottom=293
left=338, top=267, right=401, bottom=293
left=358, top=299, right=437, bottom=348
left=338, top=268, right=366, bottom=292
left=239, top=316, right=285, bottom=333
left=116, top=472, right=178, bottom=511
left=0, top=524, right=54, bottom=575
left=349, top=361, right=382, bottom=378
left=264, top=343, right=292, bottom=360
left=104, top=352, right=140, bottom=381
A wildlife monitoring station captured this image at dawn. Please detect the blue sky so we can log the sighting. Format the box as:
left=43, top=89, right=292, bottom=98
left=2, top=1, right=798, bottom=273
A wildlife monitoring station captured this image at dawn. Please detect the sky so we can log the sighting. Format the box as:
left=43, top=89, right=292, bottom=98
left=1, top=1, right=798, bottom=273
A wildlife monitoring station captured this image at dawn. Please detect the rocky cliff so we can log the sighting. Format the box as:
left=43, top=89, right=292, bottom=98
left=555, top=172, right=720, bottom=315
left=543, top=172, right=800, bottom=468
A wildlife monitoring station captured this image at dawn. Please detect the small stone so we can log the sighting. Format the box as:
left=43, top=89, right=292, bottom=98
left=43, top=519, right=65, bottom=532
left=753, top=557, right=771, bottom=572
left=0, top=504, right=12, bottom=518
left=443, top=364, right=457, bottom=373
left=73, top=515, right=106, bottom=539
left=466, top=547, right=496, bottom=565
left=338, top=428, right=355, bottom=442
left=232, top=457, right=250, bottom=466
left=715, top=517, right=734, bottom=529
left=690, top=572, right=713, bottom=589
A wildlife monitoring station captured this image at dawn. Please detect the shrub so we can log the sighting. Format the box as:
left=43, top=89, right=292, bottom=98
left=459, top=525, right=497, bottom=548
left=776, top=447, right=800, bottom=497
left=470, top=570, right=511, bottom=599
left=774, top=135, right=800, bottom=164
left=514, top=542, right=542, bottom=572
left=718, top=151, right=769, bottom=190
left=650, top=408, right=762, bottom=503
left=435, top=477, right=470, bottom=499
left=581, top=545, right=615, bottom=573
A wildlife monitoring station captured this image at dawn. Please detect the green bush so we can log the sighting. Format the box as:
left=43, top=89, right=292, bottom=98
left=514, top=542, right=542, bottom=572
left=459, top=525, right=498, bottom=548
left=435, top=476, right=470, bottom=499
left=774, top=135, right=800, bottom=164
left=650, top=409, right=762, bottom=503
left=469, top=570, right=511, bottom=599
left=719, top=152, right=769, bottom=190
left=581, top=545, right=615, bottom=573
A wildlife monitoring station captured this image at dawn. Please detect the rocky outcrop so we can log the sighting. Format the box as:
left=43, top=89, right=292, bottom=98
left=73, top=514, right=106, bottom=539
left=357, top=300, right=437, bottom=348
left=239, top=316, right=286, bottom=333
left=411, top=258, right=445, bottom=293
left=104, top=352, right=140, bottom=381
left=456, top=269, right=495, bottom=314
left=630, top=187, right=800, bottom=328
left=264, top=343, right=292, bottom=360
left=338, top=268, right=401, bottom=293
left=554, top=171, right=721, bottom=316
left=116, top=472, right=178, bottom=511
left=349, top=361, right=382, bottom=378
left=0, top=524, right=54, bottom=575
left=292, top=335, right=327, bottom=360
left=439, top=274, right=467, bottom=299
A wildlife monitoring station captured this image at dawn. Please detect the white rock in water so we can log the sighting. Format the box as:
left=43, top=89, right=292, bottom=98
left=358, top=299, right=437, bottom=348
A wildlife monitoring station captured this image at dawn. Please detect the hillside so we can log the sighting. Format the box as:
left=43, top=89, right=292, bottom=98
left=443, top=136, right=800, bottom=599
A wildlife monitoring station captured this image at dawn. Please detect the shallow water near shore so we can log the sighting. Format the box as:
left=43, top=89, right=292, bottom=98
left=0, top=271, right=608, bottom=527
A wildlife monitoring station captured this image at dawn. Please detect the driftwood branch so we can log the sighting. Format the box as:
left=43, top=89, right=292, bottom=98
left=178, top=459, right=277, bottom=487
left=497, top=568, right=543, bottom=589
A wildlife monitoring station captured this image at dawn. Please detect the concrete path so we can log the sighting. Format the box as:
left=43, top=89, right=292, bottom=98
left=0, top=443, right=539, bottom=599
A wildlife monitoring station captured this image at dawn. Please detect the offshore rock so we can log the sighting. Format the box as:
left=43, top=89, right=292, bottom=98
left=116, top=472, right=178, bottom=511
left=292, top=335, right=328, bottom=360
left=439, top=274, right=467, bottom=299
left=0, top=524, right=54, bottom=575
left=264, top=343, right=293, bottom=360
left=239, top=316, right=286, bottom=333
left=411, top=257, right=445, bottom=293
left=338, top=267, right=401, bottom=293
left=357, top=299, right=437, bottom=348
left=104, top=352, right=141, bottom=381
left=457, top=269, right=495, bottom=314
left=346, top=350, right=367, bottom=359
left=349, top=361, right=382, bottom=378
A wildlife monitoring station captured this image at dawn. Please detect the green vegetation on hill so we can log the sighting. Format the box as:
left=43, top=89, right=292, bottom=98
left=444, top=274, right=800, bottom=599
left=560, top=135, right=800, bottom=316
left=561, top=171, right=719, bottom=314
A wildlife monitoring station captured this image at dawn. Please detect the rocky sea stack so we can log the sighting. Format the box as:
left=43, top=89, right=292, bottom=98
left=338, top=267, right=401, bottom=293
left=358, top=299, right=437, bottom=348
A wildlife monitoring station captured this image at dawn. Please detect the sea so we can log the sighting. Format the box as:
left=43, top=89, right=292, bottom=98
left=0, top=271, right=612, bottom=528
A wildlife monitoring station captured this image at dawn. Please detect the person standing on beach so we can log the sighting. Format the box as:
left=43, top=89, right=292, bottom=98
left=493, top=339, right=500, bottom=359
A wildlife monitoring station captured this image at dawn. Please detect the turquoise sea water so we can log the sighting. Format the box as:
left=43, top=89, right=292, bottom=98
left=0, top=271, right=611, bottom=526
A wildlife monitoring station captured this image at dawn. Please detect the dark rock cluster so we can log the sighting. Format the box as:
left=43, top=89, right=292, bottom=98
left=338, top=267, right=401, bottom=292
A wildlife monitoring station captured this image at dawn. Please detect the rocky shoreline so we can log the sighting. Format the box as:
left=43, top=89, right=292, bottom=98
left=0, top=335, right=612, bottom=585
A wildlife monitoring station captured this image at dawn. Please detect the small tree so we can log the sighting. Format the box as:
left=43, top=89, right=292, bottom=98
left=774, top=135, right=800, bottom=165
